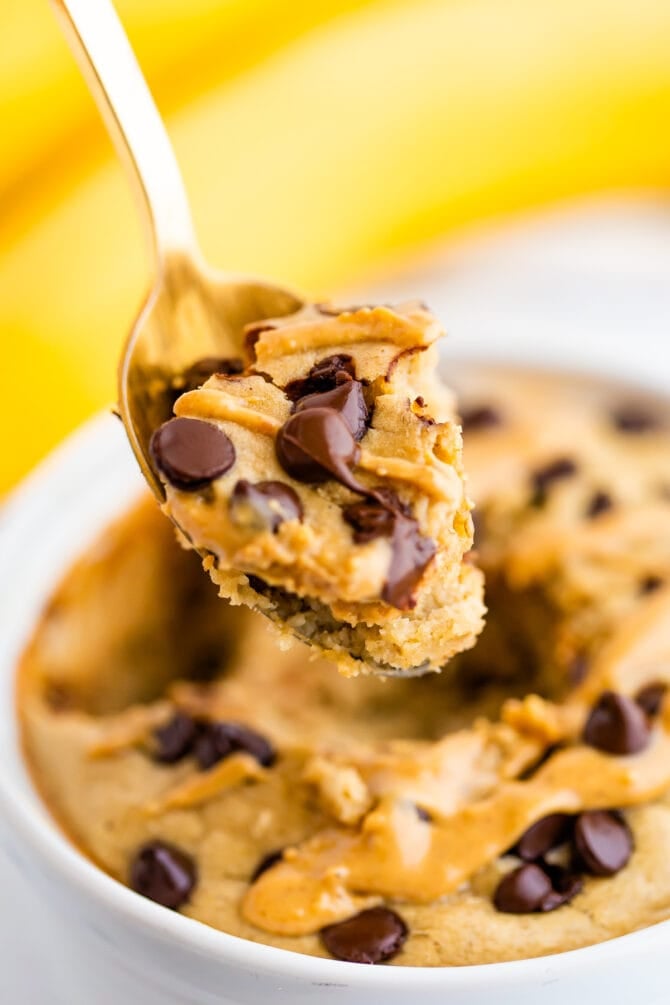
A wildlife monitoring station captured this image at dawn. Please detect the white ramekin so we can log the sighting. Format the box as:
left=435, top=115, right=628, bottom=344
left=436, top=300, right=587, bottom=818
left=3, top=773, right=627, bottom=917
left=1, top=398, right=670, bottom=1004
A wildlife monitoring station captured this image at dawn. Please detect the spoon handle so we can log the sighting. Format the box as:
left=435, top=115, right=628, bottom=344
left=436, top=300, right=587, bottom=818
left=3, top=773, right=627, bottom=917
left=51, top=0, right=200, bottom=271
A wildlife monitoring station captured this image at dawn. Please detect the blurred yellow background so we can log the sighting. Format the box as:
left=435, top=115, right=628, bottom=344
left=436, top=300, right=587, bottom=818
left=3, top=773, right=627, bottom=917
left=1, top=0, right=669, bottom=492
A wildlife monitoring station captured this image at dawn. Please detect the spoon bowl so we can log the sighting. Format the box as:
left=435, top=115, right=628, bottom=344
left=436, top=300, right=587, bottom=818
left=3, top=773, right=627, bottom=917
left=120, top=256, right=302, bottom=499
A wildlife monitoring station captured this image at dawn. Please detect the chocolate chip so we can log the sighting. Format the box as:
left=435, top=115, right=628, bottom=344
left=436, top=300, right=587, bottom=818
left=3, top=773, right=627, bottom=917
left=514, top=814, right=574, bottom=862
left=540, top=863, right=584, bottom=909
left=460, top=405, right=502, bottom=432
left=531, top=457, right=578, bottom=506
left=150, top=417, right=236, bottom=490
left=193, top=721, right=276, bottom=770
left=640, top=574, right=664, bottom=595
left=415, top=805, right=432, bottom=822
left=574, top=810, right=633, bottom=876
left=284, top=355, right=357, bottom=402
left=129, top=841, right=197, bottom=910
left=586, top=490, right=614, bottom=519
left=611, top=404, right=659, bottom=433
left=229, top=480, right=303, bottom=533
left=294, top=380, right=369, bottom=441
left=493, top=863, right=554, bottom=914
left=494, top=862, right=582, bottom=915
left=275, top=408, right=362, bottom=491
left=250, top=848, right=285, bottom=882
left=382, top=513, right=436, bottom=610
left=153, top=713, right=198, bottom=764
left=583, top=691, right=651, bottom=755
left=343, top=497, right=397, bottom=543
left=635, top=681, right=667, bottom=718
left=320, top=907, right=408, bottom=964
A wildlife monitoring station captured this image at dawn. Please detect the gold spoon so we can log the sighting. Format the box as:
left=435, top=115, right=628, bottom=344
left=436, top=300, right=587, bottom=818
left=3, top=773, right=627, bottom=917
left=52, top=0, right=303, bottom=501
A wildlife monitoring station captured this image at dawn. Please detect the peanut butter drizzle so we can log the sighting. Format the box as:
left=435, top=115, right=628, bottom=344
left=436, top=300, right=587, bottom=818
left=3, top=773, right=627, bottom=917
left=145, top=752, right=265, bottom=815
left=174, top=386, right=460, bottom=503
left=243, top=592, right=670, bottom=936
left=253, top=305, right=440, bottom=362
left=357, top=450, right=462, bottom=502
left=244, top=727, right=670, bottom=936
left=174, top=389, right=282, bottom=437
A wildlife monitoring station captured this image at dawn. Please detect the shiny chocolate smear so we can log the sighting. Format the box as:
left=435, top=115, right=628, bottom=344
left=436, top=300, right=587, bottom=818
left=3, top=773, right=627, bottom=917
left=275, top=407, right=362, bottom=492
left=382, top=513, right=436, bottom=610
left=294, top=380, right=369, bottom=440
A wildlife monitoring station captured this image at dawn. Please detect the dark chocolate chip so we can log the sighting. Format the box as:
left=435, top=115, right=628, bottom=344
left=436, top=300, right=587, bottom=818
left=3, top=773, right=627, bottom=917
left=640, top=574, right=664, bottom=595
left=635, top=681, right=668, bottom=718
left=415, top=805, right=432, bottom=822
left=586, top=490, right=614, bottom=519
left=150, top=417, right=236, bottom=491
left=153, top=713, right=198, bottom=764
left=294, top=380, right=369, bottom=441
left=493, top=863, right=554, bottom=914
left=531, top=457, right=578, bottom=506
left=540, top=863, right=584, bottom=909
left=514, top=814, right=574, bottom=862
left=229, top=480, right=303, bottom=533
left=193, top=721, right=276, bottom=771
left=321, top=907, right=408, bottom=964
left=583, top=691, right=651, bottom=755
left=460, top=405, right=502, bottom=432
left=382, top=513, right=436, bottom=610
left=343, top=497, right=397, bottom=543
left=275, top=408, right=362, bottom=491
left=574, top=810, right=633, bottom=876
left=284, top=354, right=357, bottom=402
left=250, top=848, right=285, bottom=882
left=611, top=405, right=659, bottom=434
left=129, top=841, right=197, bottom=910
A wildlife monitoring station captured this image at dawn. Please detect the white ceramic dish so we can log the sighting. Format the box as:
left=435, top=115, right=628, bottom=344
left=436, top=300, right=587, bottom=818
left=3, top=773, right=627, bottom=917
left=1, top=388, right=670, bottom=1005
left=2, top=197, right=670, bottom=1002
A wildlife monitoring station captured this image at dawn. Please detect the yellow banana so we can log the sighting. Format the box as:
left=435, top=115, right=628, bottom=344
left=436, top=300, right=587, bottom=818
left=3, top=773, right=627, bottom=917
left=1, top=0, right=372, bottom=238
left=1, top=0, right=670, bottom=491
